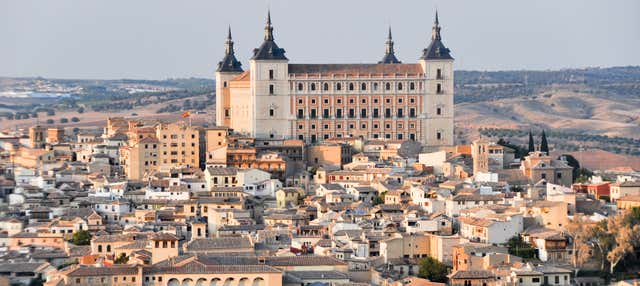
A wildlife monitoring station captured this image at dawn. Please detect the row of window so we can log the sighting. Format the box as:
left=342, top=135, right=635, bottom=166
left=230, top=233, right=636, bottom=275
left=294, top=81, right=420, bottom=92
left=267, top=83, right=445, bottom=95
left=299, top=122, right=417, bottom=131
left=297, top=132, right=429, bottom=142
left=295, top=107, right=437, bottom=119
left=298, top=96, right=417, bottom=105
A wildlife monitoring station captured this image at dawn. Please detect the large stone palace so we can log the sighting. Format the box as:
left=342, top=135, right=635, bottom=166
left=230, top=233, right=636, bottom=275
left=215, top=11, right=454, bottom=148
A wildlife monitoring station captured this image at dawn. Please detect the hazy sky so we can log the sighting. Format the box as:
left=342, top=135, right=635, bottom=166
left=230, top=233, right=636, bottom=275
left=1, top=0, right=639, bottom=79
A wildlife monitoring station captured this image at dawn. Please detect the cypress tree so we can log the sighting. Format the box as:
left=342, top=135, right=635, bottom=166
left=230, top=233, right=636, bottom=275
left=528, top=130, right=535, bottom=153
left=540, top=130, right=549, bottom=155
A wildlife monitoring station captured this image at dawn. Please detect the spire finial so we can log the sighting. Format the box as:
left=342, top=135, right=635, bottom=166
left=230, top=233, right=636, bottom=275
left=380, top=26, right=401, bottom=64
left=264, top=10, right=274, bottom=41
left=388, top=26, right=392, bottom=40
left=431, top=11, right=442, bottom=41
left=224, top=25, right=234, bottom=55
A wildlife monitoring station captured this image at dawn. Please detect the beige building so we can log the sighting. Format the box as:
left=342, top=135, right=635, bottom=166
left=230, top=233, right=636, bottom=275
left=156, top=122, right=202, bottom=169
left=610, top=181, right=640, bottom=202
left=120, top=137, right=159, bottom=180
left=306, top=143, right=352, bottom=168
left=216, top=12, right=454, bottom=147
left=520, top=152, right=573, bottom=187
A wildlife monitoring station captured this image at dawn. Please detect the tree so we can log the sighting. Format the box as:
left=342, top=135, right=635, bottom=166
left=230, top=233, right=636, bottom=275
left=70, top=230, right=91, bottom=245
left=606, top=212, right=640, bottom=274
left=115, top=253, right=129, bottom=264
left=418, top=256, right=448, bottom=283
left=589, top=220, right=614, bottom=272
left=564, top=214, right=592, bottom=275
left=540, top=130, right=549, bottom=155
left=528, top=130, right=535, bottom=153
left=373, top=191, right=387, bottom=205
left=506, top=235, right=537, bottom=259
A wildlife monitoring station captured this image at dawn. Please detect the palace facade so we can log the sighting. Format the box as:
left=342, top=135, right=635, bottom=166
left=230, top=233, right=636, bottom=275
left=216, top=11, right=454, bottom=148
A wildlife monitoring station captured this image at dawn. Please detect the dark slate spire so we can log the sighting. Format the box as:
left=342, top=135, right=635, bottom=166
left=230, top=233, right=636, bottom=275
left=540, top=130, right=549, bottom=155
left=421, top=10, right=453, bottom=60
left=216, top=26, right=243, bottom=73
left=528, top=130, right=535, bottom=153
left=379, top=26, right=401, bottom=64
left=252, top=10, right=287, bottom=60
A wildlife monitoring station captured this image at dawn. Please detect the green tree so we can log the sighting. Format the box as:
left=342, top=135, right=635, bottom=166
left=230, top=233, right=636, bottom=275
left=115, top=253, right=129, bottom=264
left=418, top=256, right=449, bottom=283
left=70, top=230, right=91, bottom=245
left=373, top=191, right=386, bottom=205
left=506, top=235, right=537, bottom=259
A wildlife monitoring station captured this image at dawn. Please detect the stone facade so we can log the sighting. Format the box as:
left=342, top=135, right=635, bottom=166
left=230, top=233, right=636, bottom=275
left=216, top=13, right=454, bottom=148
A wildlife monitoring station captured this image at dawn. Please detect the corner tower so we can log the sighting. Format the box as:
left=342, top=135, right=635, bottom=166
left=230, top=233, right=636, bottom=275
left=419, top=11, right=454, bottom=148
left=215, top=26, right=243, bottom=126
left=249, top=10, right=291, bottom=139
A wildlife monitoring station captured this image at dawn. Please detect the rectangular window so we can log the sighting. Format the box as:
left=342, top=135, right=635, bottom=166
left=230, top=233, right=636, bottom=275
left=269, top=84, right=274, bottom=95
left=269, top=69, right=274, bottom=79
left=373, top=108, right=379, bottom=118
left=348, top=109, right=355, bottom=118
left=410, top=108, right=416, bottom=117
left=436, top=83, right=442, bottom=94
left=397, top=108, right=404, bottom=118
left=360, top=108, right=367, bottom=118
left=336, top=109, right=343, bottom=118
left=437, top=132, right=442, bottom=140
left=385, top=108, right=391, bottom=118
left=436, top=68, right=442, bottom=79
left=323, top=109, right=330, bottom=118
left=310, top=109, right=317, bottom=119
left=297, top=109, right=304, bottom=119
left=269, top=109, right=274, bottom=117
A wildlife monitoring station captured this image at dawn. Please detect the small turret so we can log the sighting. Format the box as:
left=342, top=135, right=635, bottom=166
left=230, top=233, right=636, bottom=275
left=252, top=10, right=287, bottom=60
left=379, top=26, right=401, bottom=64
left=216, top=26, right=243, bottom=73
left=421, top=10, right=453, bottom=60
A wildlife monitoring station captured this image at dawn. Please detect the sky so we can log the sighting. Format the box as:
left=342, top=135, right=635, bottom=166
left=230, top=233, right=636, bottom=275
left=1, top=0, right=639, bottom=79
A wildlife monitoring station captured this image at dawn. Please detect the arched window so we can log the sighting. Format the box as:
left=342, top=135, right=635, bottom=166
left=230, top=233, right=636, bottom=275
left=349, top=83, right=354, bottom=91
left=323, top=83, right=329, bottom=91
left=385, top=82, right=391, bottom=90
left=310, top=83, right=316, bottom=91
left=361, top=83, right=367, bottom=91
left=106, top=245, right=111, bottom=252
left=336, top=83, right=342, bottom=91
left=373, top=82, right=379, bottom=90
left=398, top=83, right=403, bottom=90
left=410, top=82, right=415, bottom=90
left=98, top=245, right=103, bottom=252
left=297, top=83, right=303, bottom=91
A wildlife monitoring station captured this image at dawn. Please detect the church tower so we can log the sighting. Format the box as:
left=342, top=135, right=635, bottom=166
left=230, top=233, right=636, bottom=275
left=249, top=11, right=291, bottom=139
left=215, top=26, right=243, bottom=127
left=419, top=11, right=454, bottom=148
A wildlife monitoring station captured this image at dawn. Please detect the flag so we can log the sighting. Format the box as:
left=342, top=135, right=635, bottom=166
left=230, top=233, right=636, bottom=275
left=182, top=111, right=191, bottom=118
